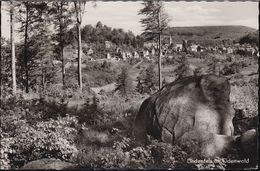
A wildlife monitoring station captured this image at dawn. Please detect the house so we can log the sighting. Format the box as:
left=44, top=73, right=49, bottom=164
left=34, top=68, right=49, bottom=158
left=87, top=48, right=94, bottom=55
left=116, top=47, right=121, bottom=53
left=149, top=48, right=156, bottom=56
left=107, top=53, right=111, bottom=59
left=143, top=50, right=149, bottom=57
left=120, top=52, right=127, bottom=60
left=52, top=60, right=62, bottom=65
left=105, top=41, right=112, bottom=49
left=126, top=52, right=132, bottom=58
left=245, top=48, right=255, bottom=56
left=144, top=42, right=157, bottom=49
left=133, top=51, right=139, bottom=58
left=226, top=47, right=234, bottom=54
left=190, top=44, right=198, bottom=52
left=175, top=44, right=183, bottom=52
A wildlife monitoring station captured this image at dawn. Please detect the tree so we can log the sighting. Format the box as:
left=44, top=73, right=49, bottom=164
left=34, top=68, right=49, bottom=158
left=139, top=0, right=170, bottom=90
left=115, top=66, right=133, bottom=97
left=136, top=64, right=157, bottom=94
left=174, top=55, right=189, bottom=80
left=10, top=0, right=17, bottom=95
left=74, top=1, right=86, bottom=92
left=16, top=2, right=53, bottom=93
left=51, top=2, right=72, bottom=86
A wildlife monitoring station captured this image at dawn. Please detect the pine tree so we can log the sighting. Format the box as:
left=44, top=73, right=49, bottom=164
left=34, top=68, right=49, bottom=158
left=136, top=65, right=157, bottom=94
left=115, top=67, right=133, bottom=97
left=139, top=0, right=170, bottom=89
left=143, top=64, right=157, bottom=93
left=51, top=2, right=72, bottom=86
left=175, top=55, right=189, bottom=80
left=16, top=2, right=54, bottom=94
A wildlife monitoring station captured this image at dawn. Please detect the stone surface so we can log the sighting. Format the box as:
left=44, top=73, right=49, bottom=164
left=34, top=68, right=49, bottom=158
left=20, top=159, right=75, bottom=170
left=133, top=74, right=247, bottom=157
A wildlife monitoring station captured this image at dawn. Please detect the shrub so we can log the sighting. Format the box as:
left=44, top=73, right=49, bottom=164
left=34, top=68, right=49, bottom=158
left=0, top=104, right=79, bottom=169
left=115, top=67, right=134, bottom=97
left=136, top=65, right=158, bottom=95
left=221, top=62, right=240, bottom=75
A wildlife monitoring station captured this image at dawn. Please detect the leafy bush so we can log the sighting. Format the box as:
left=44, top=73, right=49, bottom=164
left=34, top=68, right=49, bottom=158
left=0, top=98, right=80, bottom=169
left=0, top=115, right=79, bottom=169
left=221, top=62, right=240, bottom=75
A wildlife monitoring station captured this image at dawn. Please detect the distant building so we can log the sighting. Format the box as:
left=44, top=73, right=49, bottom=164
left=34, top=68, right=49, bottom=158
left=175, top=44, right=183, bottom=52
left=226, top=47, right=234, bottom=54
left=120, top=52, right=127, bottom=60
left=149, top=48, right=156, bottom=56
left=52, top=60, right=62, bottom=65
left=133, top=51, right=139, bottom=58
left=87, top=48, right=94, bottom=55
left=144, top=42, right=157, bottom=48
left=143, top=50, right=149, bottom=57
left=116, top=47, right=121, bottom=53
left=190, top=44, right=198, bottom=52
left=126, top=52, right=132, bottom=58
left=107, top=53, right=111, bottom=59
left=105, top=41, right=112, bottom=49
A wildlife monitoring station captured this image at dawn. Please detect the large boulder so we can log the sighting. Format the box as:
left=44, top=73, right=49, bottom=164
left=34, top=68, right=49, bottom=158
left=133, top=74, right=256, bottom=158
left=20, top=159, right=76, bottom=170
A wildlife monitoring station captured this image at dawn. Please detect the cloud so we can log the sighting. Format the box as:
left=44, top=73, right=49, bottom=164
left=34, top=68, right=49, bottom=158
left=164, top=2, right=258, bottom=29
left=1, top=1, right=258, bottom=38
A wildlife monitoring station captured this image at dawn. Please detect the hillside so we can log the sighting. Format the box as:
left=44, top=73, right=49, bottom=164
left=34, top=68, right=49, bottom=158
left=165, top=25, right=257, bottom=45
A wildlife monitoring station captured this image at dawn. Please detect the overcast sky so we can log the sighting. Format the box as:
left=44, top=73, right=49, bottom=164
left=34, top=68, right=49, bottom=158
left=1, top=1, right=258, bottom=38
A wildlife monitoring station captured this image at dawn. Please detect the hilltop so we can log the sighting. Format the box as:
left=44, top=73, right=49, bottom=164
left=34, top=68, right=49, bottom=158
left=164, top=25, right=257, bottom=45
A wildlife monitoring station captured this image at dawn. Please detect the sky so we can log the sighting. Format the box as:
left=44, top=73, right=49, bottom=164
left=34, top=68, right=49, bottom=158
left=1, top=1, right=259, bottom=39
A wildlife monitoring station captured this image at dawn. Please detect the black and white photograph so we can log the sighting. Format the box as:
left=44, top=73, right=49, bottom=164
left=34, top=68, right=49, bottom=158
left=0, top=0, right=258, bottom=170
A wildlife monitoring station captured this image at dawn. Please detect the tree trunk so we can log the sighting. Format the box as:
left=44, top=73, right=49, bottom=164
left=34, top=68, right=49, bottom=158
left=60, top=2, right=65, bottom=86
left=0, top=0, right=2, bottom=104
left=24, top=3, right=29, bottom=93
left=40, top=61, right=45, bottom=99
left=158, top=11, right=162, bottom=90
left=158, top=33, right=162, bottom=90
left=10, top=1, right=17, bottom=95
left=77, top=22, right=82, bottom=91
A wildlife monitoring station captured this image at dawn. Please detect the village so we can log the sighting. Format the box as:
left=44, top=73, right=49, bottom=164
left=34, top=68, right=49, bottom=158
left=60, top=34, right=259, bottom=66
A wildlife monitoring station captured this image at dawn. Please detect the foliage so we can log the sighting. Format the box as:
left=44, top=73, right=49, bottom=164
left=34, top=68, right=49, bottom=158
left=221, top=62, right=241, bottom=75
left=0, top=99, right=79, bottom=169
left=239, top=31, right=259, bottom=46
left=136, top=64, right=158, bottom=94
left=76, top=96, right=103, bottom=125
left=174, top=55, right=190, bottom=79
left=139, top=0, right=170, bottom=41
left=115, top=67, right=134, bottom=97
